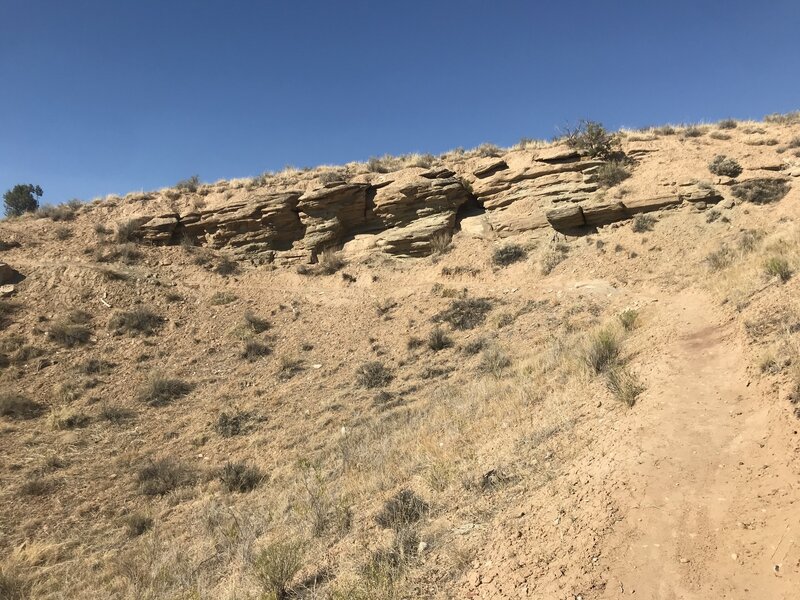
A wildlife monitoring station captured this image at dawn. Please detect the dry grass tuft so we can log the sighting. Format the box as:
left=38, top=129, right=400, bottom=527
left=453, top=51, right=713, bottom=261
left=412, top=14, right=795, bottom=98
left=731, top=179, right=790, bottom=204
left=583, top=329, right=621, bottom=373
left=137, top=375, right=192, bottom=407
left=606, top=368, right=644, bottom=407
left=109, top=308, right=163, bottom=336
left=375, top=489, right=429, bottom=531
left=492, top=243, right=526, bottom=266
left=0, top=393, right=42, bottom=420
left=252, top=540, right=306, bottom=600
left=219, top=461, right=264, bottom=493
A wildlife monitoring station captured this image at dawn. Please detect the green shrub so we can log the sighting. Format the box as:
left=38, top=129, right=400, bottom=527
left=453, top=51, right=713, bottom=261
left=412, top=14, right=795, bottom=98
left=492, top=244, right=526, bottom=266
left=764, top=257, right=792, bottom=282
left=356, top=361, right=393, bottom=388
left=219, top=461, right=263, bottom=493
left=3, top=184, right=42, bottom=217
left=252, top=540, right=305, bottom=600
left=137, top=375, right=191, bottom=406
left=596, top=160, right=631, bottom=187
left=108, top=308, right=163, bottom=335
left=433, top=298, right=492, bottom=330
left=731, top=179, right=790, bottom=204
left=708, top=155, right=743, bottom=178
left=584, top=329, right=621, bottom=373
left=562, top=120, right=617, bottom=158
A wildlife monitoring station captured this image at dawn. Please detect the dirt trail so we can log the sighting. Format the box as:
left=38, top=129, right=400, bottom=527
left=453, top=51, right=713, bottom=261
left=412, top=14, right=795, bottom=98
left=462, top=288, right=799, bottom=599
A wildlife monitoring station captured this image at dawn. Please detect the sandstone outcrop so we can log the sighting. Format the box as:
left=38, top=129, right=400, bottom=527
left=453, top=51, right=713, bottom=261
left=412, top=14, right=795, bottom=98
left=129, top=144, right=760, bottom=262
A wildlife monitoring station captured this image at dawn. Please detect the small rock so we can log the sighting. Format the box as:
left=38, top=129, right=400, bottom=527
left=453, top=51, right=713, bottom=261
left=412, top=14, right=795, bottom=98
left=679, top=557, right=690, bottom=564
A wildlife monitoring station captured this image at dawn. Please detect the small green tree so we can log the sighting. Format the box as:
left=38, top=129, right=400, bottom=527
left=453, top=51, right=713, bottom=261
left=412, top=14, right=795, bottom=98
left=3, top=184, right=43, bottom=217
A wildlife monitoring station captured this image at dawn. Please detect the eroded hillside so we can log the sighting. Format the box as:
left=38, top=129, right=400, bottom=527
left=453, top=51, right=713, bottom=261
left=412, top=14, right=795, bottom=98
left=1, top=116, right=800, bottom=599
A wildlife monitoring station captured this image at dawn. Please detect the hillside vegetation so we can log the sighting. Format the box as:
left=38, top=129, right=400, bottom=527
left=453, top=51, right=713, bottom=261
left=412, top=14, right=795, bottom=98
left=1, top=115, right=800, bottom=599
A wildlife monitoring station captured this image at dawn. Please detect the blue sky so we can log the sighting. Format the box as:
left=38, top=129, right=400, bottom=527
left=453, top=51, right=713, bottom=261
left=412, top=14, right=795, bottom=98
left=1, top=0, right=799, bottom=206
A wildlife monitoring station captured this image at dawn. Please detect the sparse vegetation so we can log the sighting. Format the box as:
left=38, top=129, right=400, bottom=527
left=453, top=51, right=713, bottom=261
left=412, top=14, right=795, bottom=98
left=492, top=243, right=526, bottom=266
left=584, top=329, right=621, bottom=373
left=606, top=367, right=644, bottom=406
left=0, top=393, right=42, bottom=419
left=631, top=214, right=657, bottom=233
left=356, top=361, right=393, bottom=388
left=124, top=513, right=154, bottom=537
left=219, top=461, right=263, bottom=493
left=277, top=356, right=303, bottom=380
left=376, top=489, right=429, bottom=531
left=252, top=540, right=306, bottom=600
left=540, top=243, right=569, bottom=275
left=429, top=231, right=452, bottom=255
left=213, top=255, right=239, bottom=276
left=49, top=311, right=93, bottom=347
left=244, top=311, right=270, bottom=333
left=242, top=340, right=271, bottom=361
left=595, top=160, right=631, bottom=187
left=427, top=327, right=452, bottom=352
left=137, top=458, right=195, bottom=495
left=137, top=375, right=191, bottom=407
left=478, top=346, right=512, bottom=377
left=618, top=309, right=639, bottom=331
left=764, top=257, right=792, bottom=282
left=115, top=219, right=141, bottom=243
left=176, top=175, right=200, bottom=192
left=708, top=155, right=743, bottom=178
left=562, top=120, right=618, bottom=158
left=433, top=298, right=492, bottom=330
left=109, top=308, right=163, bottom=335
left=209, top=291, right=237, bottom=305
left=717, top=119, right=737, bottom=129
left=731, top=179, right=790, bottom=204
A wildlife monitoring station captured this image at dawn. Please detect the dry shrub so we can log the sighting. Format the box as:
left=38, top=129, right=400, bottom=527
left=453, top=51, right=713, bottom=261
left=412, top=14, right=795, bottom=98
left=708, top=155, right=743, bottom=178
left=219, top=461, right=263, bottom=493
left=429, top=231, right=452, bottom=255
left=356, top=361, right=393, bottom=388
left=433, top=298, right=492, bottom=330
left=375, top=489, right=429, bottom=531
left=252, top=540, right=305, bottom=600
left=492, top=243, right=526, bottom=266
left=0, top=393, right=42, bottom=419
left=731, top=179, right=790, bottom=204
left=109, top=308, right=163, bottom=336
left=595, top=160, right=631, bottom=187
left=242, top=340, right=271, bottom=361
left=631, top=214, right=657, bottom=233
left=244, top=311, right=270, bottom=333
left=478, top=347, right=512, bottom=377
left=427, top=327, right=452, bottom=352
left=137, top=458, right=195, bottom=496
left=764, top=257, right=792, bottom=282
left=618, top=309, right=638, bottom=331
left=49, top=311, right=92, bottom=347
left=137, top=375, right=191, bottom=407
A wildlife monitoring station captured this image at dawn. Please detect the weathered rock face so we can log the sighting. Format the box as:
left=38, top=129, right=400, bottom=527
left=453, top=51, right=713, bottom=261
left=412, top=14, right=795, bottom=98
left=297, top=183, right=370, bottom=253
left=130, top=145, right=735, bottom=261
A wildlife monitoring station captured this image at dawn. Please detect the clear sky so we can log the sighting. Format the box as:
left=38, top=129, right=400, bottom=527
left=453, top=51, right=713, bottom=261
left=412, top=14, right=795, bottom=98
left=1, top=0, right=799, bottom=206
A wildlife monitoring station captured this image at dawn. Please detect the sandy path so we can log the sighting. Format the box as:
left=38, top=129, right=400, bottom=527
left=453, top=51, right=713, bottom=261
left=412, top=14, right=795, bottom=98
left=461, top=288, right=799, bottom=599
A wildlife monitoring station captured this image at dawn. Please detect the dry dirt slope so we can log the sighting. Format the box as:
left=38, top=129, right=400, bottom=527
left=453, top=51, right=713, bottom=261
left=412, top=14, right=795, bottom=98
left=1, top=117, right=800, bottom=599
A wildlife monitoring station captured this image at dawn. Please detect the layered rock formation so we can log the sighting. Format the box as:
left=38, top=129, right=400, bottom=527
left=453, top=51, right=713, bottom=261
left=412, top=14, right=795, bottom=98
left=129, top=142, right=779, bottom=262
